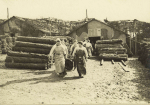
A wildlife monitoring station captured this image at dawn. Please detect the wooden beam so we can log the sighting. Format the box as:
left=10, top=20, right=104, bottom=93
left=118, top=63, right=129, bottom=72
left=111, top=60, right=115, bottom=64
left=100, top=59, right=104, bottom=66
left=121, top=60, right=126, bottom=66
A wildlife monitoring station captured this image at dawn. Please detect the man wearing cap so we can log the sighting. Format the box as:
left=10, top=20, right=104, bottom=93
left=72, top=41, right=88, bottom=78
left=49, top=38, right=67, bottom=77
left=83, top=39, right=88, bottom=47
left=85, top=40, right=93, bottom=57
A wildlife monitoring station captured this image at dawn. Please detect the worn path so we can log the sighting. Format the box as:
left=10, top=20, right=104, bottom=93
left=0, top=54, right=150, bottom=104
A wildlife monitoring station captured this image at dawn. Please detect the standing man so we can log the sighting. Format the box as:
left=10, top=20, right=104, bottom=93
left=49, top=38, right=67, bottom=77
left=70, top=39, right=78, bottom=70
left=70, top=39, right=78, bottom=55
left=86, top=40, right=93, bottom=57
left=61, top=39, right=68, bottom=59
left=72, top=41, right=88, bottom=78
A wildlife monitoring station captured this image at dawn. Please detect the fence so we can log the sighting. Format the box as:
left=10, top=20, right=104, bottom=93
left=130, top=38, right=143, bottom=56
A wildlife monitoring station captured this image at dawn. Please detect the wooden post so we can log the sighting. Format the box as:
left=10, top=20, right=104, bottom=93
left=7, top=8, right=11, bottom=35
left=49, top=17, right=51, bottom=36
left=100, top=59, right=104, bottom=66
left=118, top=63, right=129, bottom=72
left=130, top=36, right=132, bottom=52
left=121, top=60, right=126, bottom=66
left=127, top=28, right=132, bottom=52
left=111, top=60, right=115, bottom=64
left=135, top=33, right=137, bottom=55
left=7, top=8, right=9, bottom=19
left=133, top=19, right=137, bottom=55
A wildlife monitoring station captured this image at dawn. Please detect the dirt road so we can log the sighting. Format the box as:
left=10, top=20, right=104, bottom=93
left=0, top=54, right=150, bottom=104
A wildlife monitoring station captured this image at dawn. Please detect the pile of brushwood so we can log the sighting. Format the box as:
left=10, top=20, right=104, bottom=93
left=138, top=38, right=150, bottom=69
left=0, top=35, right=15, bottom=54
left=95, top=39, right=128, bottom=61
left=5, top=36, right=56, bottom=70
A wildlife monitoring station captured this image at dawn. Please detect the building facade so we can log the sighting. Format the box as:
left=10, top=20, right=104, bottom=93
left=0, top=16, right=50, bottom=37
left=68, top=19, right=128, bottom=44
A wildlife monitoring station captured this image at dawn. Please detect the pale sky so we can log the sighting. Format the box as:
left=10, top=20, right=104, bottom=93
left=0, top=0, right=150, bottom=22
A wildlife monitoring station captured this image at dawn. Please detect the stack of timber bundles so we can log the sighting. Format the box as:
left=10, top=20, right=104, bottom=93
left=138, top=38, right=150, bottom=68
left=5, top=36, right=56, bottom=70
left=95, top=39, right=128, bottom=61
left=0, top=35, right=14, bottom=54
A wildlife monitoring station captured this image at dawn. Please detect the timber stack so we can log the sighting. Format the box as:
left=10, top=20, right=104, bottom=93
left=138, top=38, right=150, bottom=69
left=95, top=39, right=128, bottom=61
left=5, top=36, right=56, bottom=70
left=0, top=35, right=14, bottom=54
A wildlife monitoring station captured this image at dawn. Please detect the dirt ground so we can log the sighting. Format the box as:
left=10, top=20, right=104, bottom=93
left=0, top=54, right=150, bottom=104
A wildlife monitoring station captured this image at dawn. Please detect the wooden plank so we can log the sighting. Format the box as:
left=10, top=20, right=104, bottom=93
left=121, top=60, right=126, bottom=66
left=118, top=63, right=129, bottom=72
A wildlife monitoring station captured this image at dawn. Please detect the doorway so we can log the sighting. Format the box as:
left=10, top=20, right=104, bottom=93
left=88, top=36, right=102, bottom=56
left=88, top=36, right=102, bottom=43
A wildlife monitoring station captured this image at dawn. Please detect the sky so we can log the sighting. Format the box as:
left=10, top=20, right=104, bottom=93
left=0, top=0, right=150, bottom=22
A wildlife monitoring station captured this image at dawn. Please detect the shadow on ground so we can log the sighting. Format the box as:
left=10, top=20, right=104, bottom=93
left=127, top=57, right=150, bottom=103
left=23, top=70, right=54, bottom=75
left=0, top=71, right=81, bottom=87
left=0, top=60, right=6, bottom=69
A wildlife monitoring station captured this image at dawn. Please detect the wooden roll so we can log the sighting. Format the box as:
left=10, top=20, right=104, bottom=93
left=5, top=62, right=48, bottom=70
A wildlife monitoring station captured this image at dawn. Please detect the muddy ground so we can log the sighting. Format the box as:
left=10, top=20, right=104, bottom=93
left=0, top=54, right=150, bottom=104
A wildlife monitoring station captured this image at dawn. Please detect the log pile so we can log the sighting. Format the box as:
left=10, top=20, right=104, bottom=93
left=138, top=38, right=150, bottom=68
left=0, top=35, right=14, bottom=54
left=95, top=39, right=128, bottom=61
left=5, top=36, right=55, bottom=70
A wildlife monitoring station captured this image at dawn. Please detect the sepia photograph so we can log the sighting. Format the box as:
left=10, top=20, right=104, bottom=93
left=0, top=0, right=150, bottom=104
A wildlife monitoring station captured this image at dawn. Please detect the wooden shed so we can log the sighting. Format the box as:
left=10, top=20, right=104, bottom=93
left=0, top=16, right=50, bottom=37
left=67, top=18, right=129, bottom=44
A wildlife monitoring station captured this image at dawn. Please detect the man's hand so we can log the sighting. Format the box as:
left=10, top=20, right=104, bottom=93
left=86, top=58, right=88, bottom=62
left=64, top=55, right=67, bottom=59
left=72, top=55, right=74, bottom=59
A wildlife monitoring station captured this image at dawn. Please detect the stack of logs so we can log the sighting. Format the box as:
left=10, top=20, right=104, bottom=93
left=138, top=38, right=150, bottom=69
left=5, top=36, right=56, bottom=70
left=0, top=35, right=15, bottom=54
left=95, top=39, right=128, bottom=61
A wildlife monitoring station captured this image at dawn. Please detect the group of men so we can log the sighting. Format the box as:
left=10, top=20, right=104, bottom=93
left=49, top=38, right=93, bottom=78
left=70, top=39, right=93, bottom=57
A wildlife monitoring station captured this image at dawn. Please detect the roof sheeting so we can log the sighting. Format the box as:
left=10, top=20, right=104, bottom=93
left=67, top=18, right=130, bottom=36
